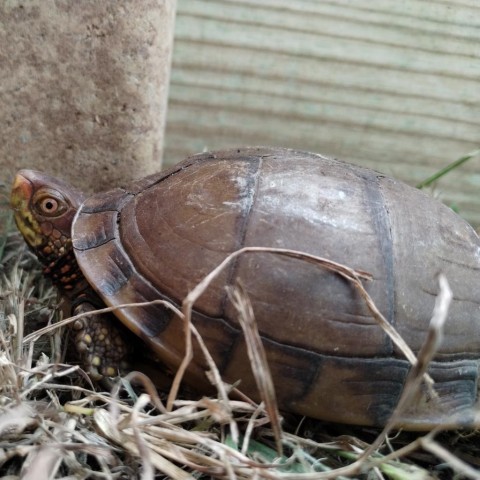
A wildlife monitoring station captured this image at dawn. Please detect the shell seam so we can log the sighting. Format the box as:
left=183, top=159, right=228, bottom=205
left=219, top=155, right=264, bottom=316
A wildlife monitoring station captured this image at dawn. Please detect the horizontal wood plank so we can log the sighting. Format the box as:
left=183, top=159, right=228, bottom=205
left=165, top=0, right=480, bottom=223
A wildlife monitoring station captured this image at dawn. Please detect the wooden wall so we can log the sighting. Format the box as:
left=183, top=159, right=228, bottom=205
left=165, top=0, right=480, bottom=223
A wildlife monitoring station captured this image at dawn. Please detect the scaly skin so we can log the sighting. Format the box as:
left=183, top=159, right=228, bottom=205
left=11, top=170, right=84, bottom=290
left=11, top=170, right=130, bottom=381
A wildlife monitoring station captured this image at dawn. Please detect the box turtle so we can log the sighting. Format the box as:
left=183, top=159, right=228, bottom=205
left=10, top=147, right=480, bottom=429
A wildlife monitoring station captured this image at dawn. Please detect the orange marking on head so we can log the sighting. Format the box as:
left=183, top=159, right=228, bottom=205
left=41, top=222, right=53, bottom=236
left=60, top=264, right=71, bottom=274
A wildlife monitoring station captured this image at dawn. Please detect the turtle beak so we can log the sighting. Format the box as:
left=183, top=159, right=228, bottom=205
left=11, top=172, right=33, bottom=209
left=11, top=171, right=42, bottom=248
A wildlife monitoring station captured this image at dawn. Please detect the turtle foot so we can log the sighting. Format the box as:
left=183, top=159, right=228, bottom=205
left=72, top=302, right=131, bottom=383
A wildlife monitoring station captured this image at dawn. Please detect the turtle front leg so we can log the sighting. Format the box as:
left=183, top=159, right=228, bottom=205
left=72, top=301, right=131, bottom=382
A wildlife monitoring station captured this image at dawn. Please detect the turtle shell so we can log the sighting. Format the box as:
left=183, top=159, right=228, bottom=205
left=72, top=147, right=480, bottom=428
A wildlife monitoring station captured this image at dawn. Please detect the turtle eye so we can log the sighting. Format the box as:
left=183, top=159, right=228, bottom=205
left=41, top=197, right=58, bottom=214
left=33, top=191, right=68, bottom=217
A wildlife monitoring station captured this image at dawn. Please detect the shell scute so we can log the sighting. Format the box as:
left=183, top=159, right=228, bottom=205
left=73, top=210, right=117, bottom=251
left=75, top=235, right=132, bottom=297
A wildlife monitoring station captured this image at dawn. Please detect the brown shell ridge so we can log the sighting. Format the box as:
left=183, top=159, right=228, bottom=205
left=124, top=161, right=196, bottom=195
left=219, top=155, right=263, bottom=316
left=362, top=173, right=396, bottom=354
left=122, top=148, right=268, bottom=196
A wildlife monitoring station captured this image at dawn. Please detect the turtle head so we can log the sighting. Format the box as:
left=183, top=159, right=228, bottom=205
left=11, top=170, right=86, bottom=286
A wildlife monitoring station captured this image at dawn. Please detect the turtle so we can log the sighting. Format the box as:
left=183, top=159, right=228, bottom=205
left=10, top=147, right=480, bottom=429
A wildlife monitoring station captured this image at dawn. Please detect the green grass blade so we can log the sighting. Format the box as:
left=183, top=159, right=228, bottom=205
left=416, top=149, right=480, bottom=189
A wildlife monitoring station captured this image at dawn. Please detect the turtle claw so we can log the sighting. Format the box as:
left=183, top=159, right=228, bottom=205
left=72, top=302, right=131, bottom=384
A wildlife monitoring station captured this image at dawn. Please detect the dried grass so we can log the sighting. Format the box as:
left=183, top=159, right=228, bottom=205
left=1, top=206, right=480, bottom=479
